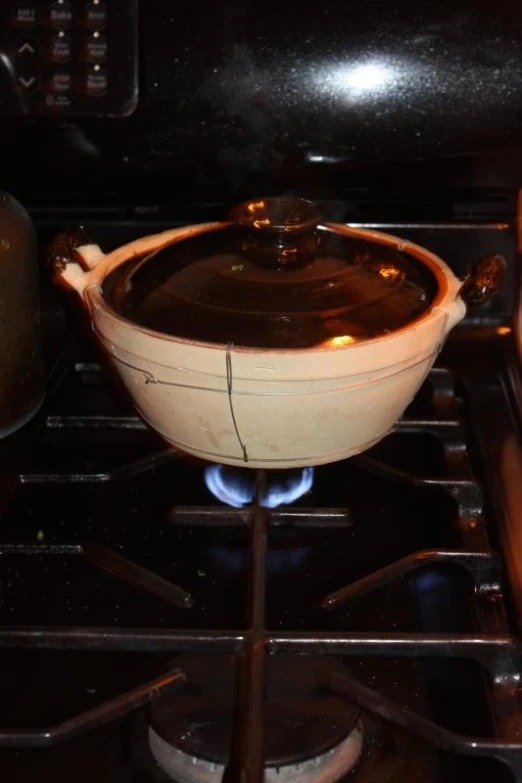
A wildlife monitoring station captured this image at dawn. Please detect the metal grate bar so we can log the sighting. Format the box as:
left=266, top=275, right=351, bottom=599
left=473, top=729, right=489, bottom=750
left=322, top=549, right=502, bottom=609
left=0, top=627, right=244, bottom=652
left=169, top=506, right=352, bottom=528
left=0, top=669, right=186, bottom=748
left=225, top=473, right=268, bottom=782
left=325, top=669, right=522, bottom=776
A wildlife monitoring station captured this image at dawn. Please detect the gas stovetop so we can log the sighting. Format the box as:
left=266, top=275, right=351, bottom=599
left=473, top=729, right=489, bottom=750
left=0, top=218, right=521, bottom=783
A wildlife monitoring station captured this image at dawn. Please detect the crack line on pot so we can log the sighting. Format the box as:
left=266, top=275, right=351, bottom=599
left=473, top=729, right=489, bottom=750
left=226, top=342, right=249, bottom=463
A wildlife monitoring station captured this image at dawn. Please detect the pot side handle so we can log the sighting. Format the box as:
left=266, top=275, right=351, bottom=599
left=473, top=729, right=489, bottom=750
left=47, top=226, right=106, bottom=300
left=444, top=253, right=507, bottom=335
left=458, top=254, right=507, bottom=314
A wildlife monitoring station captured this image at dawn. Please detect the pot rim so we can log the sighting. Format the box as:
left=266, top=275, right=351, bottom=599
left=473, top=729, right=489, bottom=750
left=86, top=222, right=460, bottom=354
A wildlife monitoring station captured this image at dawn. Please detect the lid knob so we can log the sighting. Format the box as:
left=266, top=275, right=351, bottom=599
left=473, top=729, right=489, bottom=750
left=230, top=197, right=322, bottom=235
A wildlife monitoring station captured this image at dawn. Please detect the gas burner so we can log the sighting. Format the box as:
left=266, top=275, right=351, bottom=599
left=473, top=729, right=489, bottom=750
left=149, top=725, right=363, bottom=783
left=147, top=654, right=363, bottom=783
left=204, top=465, right=314, bottom=508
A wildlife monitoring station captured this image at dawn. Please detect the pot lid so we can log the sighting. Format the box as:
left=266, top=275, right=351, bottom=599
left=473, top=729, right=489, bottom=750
left=106, top=197, right=438, bottom=349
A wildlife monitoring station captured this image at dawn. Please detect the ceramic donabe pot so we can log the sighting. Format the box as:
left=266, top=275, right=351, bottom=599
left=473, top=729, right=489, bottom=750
left=48, top=198, right=505, bottom=468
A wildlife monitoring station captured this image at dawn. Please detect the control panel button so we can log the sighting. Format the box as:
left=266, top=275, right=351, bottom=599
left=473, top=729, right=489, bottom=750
left=17, top=75, right=38, bottom=91
left=15, top=39, right=37, bottom=55
left=45, top=93, right=72, bottom=108
left=16, top=58, right=39, bottom=92
left=86, top=33, right=107, bottom=63
left=85, top=2, right=107, bottom=30
left=51, top=72, right=72, bottom=93
left=86, top=66, right=107, bottom=96
left=50, top=34, right=72, bottom=62
left=49, top=1, right=73, bottom=30
left=13, top=3, right=38, bottom=28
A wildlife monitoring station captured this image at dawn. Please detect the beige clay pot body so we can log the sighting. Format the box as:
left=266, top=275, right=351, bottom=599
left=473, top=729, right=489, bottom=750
left=59, top=222, right=466, bottom=468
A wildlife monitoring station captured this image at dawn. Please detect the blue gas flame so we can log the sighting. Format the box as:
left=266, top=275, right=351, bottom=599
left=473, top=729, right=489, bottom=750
left=204, top=465, right=314, bottom=509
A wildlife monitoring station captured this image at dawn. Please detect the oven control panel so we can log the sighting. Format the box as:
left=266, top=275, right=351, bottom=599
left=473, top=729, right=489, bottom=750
left=0, top=0, right=138, bottom=116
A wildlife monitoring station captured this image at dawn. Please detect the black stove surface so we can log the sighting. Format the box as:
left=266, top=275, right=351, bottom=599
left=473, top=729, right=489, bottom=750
left=0, top=220, right=521, bottom=783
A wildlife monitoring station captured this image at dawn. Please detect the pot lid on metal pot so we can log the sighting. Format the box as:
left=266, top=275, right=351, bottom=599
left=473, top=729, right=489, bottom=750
left=105, top=197, right=438, bottom=349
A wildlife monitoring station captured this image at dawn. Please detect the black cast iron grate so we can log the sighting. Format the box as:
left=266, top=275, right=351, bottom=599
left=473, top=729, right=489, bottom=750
left=1, top=360, right=522, bottom=782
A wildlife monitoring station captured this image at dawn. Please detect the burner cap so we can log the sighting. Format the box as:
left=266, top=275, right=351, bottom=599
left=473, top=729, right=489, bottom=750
left=149, top=654, right=359, bottom=768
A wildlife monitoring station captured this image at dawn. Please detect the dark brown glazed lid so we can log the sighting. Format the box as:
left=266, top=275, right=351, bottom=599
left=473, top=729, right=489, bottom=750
left=105, top=197, right=438, bottom=349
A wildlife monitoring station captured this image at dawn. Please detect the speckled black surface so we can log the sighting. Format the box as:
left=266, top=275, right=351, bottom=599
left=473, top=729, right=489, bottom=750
left=2, top=0, right=522, bottom=202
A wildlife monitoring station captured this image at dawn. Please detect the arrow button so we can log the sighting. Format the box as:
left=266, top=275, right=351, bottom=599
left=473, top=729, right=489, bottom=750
left=18, top=76, right=36, bottom=88
left=18, top=41, right=35, bottom=54
left=14, top=38, right=38, bottom=59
